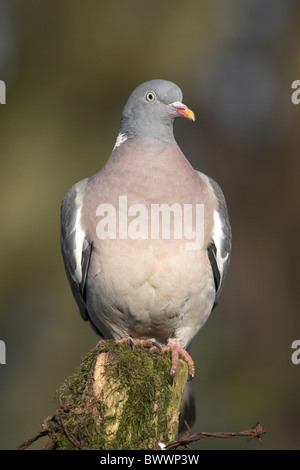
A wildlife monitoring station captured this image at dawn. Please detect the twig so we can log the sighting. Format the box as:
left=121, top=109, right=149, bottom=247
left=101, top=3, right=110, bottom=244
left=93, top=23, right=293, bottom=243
left=54, top=401, right=85, bottom=450
left=160, top=422, right=267, bottom=450
left=15, top=399, right=84, bottom=450
left=15, top=429, right=50, bottom=450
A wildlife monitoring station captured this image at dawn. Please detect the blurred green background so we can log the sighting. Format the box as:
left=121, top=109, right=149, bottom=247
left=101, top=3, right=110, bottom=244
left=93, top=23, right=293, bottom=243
left=0, top=0, right=299, bottom=450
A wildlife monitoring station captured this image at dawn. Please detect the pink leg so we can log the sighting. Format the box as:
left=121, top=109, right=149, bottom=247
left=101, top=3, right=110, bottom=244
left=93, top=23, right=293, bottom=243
left=162, top=341, right=195, bottom=385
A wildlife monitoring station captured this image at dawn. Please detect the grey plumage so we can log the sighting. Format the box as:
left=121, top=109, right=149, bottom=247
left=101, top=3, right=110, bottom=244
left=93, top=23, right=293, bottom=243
left=119, top=79, right=184, bottom=143
left=206, top=175, right=232, bottom=305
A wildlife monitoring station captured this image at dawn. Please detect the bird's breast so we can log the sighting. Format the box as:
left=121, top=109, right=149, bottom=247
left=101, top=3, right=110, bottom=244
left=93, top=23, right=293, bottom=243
left=83, top=146, right=217, bottom=343
left=87, top=236, right=214, bottom=344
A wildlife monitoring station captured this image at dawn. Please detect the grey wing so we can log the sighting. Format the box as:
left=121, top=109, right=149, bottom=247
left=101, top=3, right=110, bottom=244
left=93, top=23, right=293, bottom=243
left=60, top=177, right=93, bottom=322
left=195, top=171, right=232, bottom=306
left=207, top=176, right=232, bottom=305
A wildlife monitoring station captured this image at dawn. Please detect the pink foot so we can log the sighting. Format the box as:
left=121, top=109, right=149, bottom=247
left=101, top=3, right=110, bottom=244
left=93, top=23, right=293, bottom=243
left=115, top=336, right=161, bottom=352
left=101, top=337, right=194, bottom=385
left=162, top=341, right=195, bottom=385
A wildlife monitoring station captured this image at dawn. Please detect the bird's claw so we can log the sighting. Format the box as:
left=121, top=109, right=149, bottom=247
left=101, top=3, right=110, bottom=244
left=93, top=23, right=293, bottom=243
left=115, top=336, right=161, bottom=352
left=114, top=337, right=194, bottom=386
left=162, top=341, right=195, bottom=386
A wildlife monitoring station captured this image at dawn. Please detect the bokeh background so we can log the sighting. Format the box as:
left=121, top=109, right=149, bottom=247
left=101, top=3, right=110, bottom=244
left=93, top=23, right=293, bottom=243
left=0, top=0, right=299, bottom=450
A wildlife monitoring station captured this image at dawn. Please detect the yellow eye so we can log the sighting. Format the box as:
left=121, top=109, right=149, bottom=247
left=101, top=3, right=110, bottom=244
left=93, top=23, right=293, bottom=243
left=146, top=91, right=156, bottom=102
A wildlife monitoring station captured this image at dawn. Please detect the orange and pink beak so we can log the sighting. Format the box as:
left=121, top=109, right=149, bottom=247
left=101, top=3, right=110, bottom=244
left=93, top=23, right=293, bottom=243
left=170, top=101, right=195, bottom=121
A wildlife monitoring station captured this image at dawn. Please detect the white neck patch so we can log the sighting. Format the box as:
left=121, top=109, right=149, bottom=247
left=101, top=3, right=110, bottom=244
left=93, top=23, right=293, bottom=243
left=113, top=132, right=127, bottom=150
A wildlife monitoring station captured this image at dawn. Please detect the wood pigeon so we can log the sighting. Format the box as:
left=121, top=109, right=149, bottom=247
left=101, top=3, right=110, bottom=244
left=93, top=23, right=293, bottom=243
left=60, top=79, right=232, bottom=387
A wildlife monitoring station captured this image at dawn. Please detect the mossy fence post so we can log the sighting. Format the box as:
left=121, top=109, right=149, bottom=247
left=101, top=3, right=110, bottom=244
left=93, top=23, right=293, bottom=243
left=49, top=340, right=188, bottom=450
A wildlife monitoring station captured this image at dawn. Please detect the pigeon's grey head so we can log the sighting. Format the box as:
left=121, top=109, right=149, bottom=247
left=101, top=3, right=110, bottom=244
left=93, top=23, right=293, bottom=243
left=118, top=79, right=195, bottom=144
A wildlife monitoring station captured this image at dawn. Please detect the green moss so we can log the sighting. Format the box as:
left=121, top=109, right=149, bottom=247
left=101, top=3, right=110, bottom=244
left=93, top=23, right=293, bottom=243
left=107, top=345, right=173, bottom=449
left=54, top=347, right=102, bottom=450
left=57, top=347, right=98, bottom=405
left=53, top=341, right=187, bottom=450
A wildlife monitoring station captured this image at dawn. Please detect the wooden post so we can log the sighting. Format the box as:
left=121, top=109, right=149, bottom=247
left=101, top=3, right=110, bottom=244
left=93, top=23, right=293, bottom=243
left=51, top=340, right=188, bottom=450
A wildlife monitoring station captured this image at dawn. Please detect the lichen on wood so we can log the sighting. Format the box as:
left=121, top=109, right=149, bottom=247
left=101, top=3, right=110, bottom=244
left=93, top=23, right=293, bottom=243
left=52, top=340, right=188, bottom=450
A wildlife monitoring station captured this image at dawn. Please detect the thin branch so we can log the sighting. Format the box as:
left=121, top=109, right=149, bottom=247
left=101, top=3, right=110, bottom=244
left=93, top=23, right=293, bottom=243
left=160, top=422, right=267, bottom=450
left=15, top=429, right=50, bottom=451
left=15, top=399, right=83, bottom=451
left=54, top=399, right=85, bottom=450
